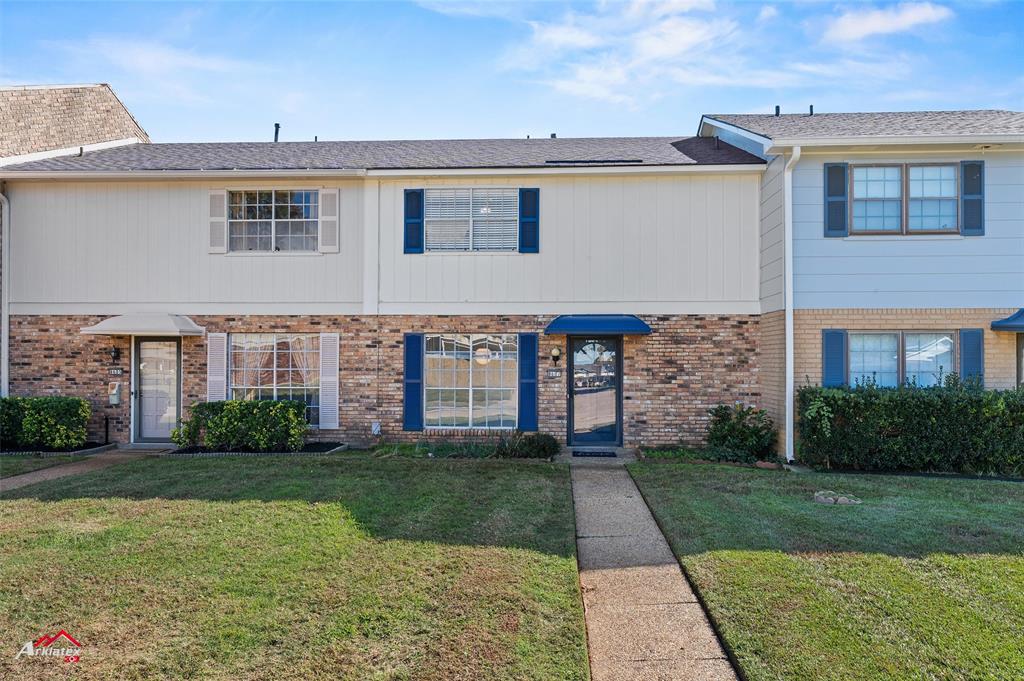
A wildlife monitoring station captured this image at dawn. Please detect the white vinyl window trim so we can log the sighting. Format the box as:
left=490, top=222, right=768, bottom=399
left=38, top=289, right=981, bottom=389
left=424, top=188, right=519, bottom=252
left=228, top=190, right=320, bottom=252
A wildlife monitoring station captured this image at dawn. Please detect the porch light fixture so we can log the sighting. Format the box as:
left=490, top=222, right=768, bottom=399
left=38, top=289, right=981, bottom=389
left=550, top=347, right=562, bottom=364
left=108, top=347, right=121, bottom=364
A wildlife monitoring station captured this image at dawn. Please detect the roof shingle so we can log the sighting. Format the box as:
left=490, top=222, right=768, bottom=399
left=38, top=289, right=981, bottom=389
left=705, top=110, right=1024, bottom=141
left=0, top=84, right=149, bottom=158
left=2, top=135, right=763, bottom=173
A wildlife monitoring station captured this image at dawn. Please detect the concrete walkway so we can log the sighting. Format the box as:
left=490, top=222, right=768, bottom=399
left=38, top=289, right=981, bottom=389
left=572, top=460, right=738, bottom=681
left=0, top=451, right=149, bottom=492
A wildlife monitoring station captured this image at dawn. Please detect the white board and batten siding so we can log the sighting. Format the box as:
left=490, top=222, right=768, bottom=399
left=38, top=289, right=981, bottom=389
left=792, top=151, right=1024, bottom=310
left=377, top=173, right=762, bottom=315
left=8, top=180, right=364, bottom=314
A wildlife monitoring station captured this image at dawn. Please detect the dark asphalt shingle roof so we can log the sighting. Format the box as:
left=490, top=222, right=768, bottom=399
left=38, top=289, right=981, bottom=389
left=2, top=136, right=762, bottom=172
left=705, top=110, right=1024, bottom=140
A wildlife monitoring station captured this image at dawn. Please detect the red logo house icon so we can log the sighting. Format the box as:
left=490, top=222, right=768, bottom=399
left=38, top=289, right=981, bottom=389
left=16, top=630, right=82, bottom=663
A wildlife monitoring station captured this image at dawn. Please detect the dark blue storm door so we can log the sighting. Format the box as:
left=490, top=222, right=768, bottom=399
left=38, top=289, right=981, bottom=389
left=568, top=336, right=622, bottom=446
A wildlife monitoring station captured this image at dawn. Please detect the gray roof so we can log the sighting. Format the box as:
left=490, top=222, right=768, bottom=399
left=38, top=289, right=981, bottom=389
left=2, top=136, right=762, bottom=172
left=704, top=110, right=1024, bottom=141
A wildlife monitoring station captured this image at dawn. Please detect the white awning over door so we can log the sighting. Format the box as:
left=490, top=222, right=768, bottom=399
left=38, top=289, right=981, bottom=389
left=80, top=314, right=205, bottom=337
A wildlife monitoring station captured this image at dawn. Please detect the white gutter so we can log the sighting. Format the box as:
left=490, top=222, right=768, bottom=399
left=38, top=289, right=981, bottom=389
left=0, top=169, right=370, bottom=180
left=1, top=185, right=9, bottom=396
left=783, top=146, right=801, bottom=462
left=767, top=133, right=1024, bottom=150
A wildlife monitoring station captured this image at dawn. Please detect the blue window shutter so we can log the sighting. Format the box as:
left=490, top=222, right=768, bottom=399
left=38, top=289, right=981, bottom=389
left=961, top=161, right=984, bottom=236
left=959, top=329, right=984, bottom=384
left=404, top=189, right=424, bottom=254
left=518, top=333, right=538, bottom=431
left=821, top=329, right=848, bottom=387
left=823, top=163, right=849, bottom=238
left=519, top=188, right=539, bottom=253
left=403, top=333, right=424, bottom=430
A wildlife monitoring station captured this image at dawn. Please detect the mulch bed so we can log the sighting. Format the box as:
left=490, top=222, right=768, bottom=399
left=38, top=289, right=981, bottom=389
left=1, top=442, right=112, bottom=457
left=167, top=442, right=347, bottom=457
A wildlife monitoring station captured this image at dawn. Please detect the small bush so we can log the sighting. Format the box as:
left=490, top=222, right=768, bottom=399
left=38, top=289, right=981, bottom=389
left=706, top=404, right=777, bottom=460
left=797, top=379, right=1024, bottom=476
left=172, top=400, right=308, bottom=452
left=1, top=396, right=90, bottom=450
left=494, top=431, right=561, bottom=459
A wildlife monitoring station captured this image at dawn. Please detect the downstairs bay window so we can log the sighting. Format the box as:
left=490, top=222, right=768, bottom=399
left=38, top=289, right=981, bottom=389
left=423, top=334, right=518, bottom=428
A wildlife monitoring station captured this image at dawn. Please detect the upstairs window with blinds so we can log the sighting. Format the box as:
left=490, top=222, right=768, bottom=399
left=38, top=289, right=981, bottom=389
left=424, top=188, right=519, bottom=252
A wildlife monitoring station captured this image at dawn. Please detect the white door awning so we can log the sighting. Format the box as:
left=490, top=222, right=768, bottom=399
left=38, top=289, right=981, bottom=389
left=80, top=314, right=206, bottom=337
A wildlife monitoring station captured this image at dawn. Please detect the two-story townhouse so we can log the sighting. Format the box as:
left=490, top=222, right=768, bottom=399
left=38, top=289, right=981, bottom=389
left=0, top=136, right=767, bottom=448
left=0, top=83, right=150, bottom=412
left=700, top=109, right=1024, bottom=459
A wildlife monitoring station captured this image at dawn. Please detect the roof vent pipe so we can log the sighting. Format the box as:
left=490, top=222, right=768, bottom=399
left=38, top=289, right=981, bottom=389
left=774, top=105, right=780, bottom=117
left=274, top=123, right=280, bottom=142
left=809, top=105, right=814, bottom=116
left=550, top=133, right=556, bottom=139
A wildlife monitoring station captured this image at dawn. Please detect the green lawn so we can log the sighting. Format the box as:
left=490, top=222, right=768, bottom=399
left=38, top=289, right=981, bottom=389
left=0, top=456, right=588, bottom=680
left=0, top=454, right=90, bottom=478
left=629, top=463, right=1024, bottom=681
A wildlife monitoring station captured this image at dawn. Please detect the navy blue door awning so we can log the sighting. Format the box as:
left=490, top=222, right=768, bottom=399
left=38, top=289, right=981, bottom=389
left=544, top=314, right=652, bottom=335
left=991, top=308, right=1024, bottom=331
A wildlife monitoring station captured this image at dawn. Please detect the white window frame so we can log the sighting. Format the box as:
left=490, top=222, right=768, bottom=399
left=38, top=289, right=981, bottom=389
left=423, top=187, right=520, bottom=253
left=227, top=189, right=320, bottom=253
left=227, top=332, right=322, bottom=426
left=423, top=333, right=519, bottom=430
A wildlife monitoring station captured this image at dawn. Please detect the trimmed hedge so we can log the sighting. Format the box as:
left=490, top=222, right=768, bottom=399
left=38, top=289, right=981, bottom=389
left=797, top=379, right=1024, bottom=475
left=172, top=400, right=308, bottom=452
left=1, top=396, right=91, bottom=450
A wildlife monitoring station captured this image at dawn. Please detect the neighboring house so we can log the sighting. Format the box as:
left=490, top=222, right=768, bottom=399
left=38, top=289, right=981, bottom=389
left=0, top=83, right=149, bottom=416
left=0, top=106, right=1021, bottom=457
left=700, top=109, right=1024, bottom=456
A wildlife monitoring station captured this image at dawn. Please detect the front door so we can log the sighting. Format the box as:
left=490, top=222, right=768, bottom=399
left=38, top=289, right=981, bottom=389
left=135, top=338, right=181, bottom=442
left=569, top=337, right=621, bottom=446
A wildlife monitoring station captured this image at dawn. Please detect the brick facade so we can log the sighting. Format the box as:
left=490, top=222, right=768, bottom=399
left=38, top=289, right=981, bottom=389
left=9, top=313, right=764, bottom=448
left=795, top=308, right=1019, bottom=389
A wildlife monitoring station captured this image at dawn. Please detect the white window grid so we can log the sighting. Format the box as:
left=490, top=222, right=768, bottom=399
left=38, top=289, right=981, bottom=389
left=228, top=190, right=319, bottom=252
left=852, top=166, right=902, bottom=233
left=228, top=333, right=321, bottom=425
left=908, top=165, right=959, bottom=232
left=423, top=334, right=518, bottom=429
left=424, top=188, right=519, bottom=252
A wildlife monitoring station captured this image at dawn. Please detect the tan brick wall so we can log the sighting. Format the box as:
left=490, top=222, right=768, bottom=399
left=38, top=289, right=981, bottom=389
left=758, top=310, right=786, bottom=452
left=794, top=308, right=1019, bottom=389
left=10, top=313, right=765, bottom=448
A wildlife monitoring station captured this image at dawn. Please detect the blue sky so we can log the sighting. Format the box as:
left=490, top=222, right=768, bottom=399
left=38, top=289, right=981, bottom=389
left=1, top=1, right=1021, bottom=142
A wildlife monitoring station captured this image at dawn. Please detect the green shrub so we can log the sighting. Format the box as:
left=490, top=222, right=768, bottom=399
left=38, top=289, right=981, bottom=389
left=706, top=404, right=777, bottom=460
left=1, top=396, right=90, bottom=450
left=494, top=431, right=561, bottom=459
left=172, top=400, right=308, bottom=452
left=797, top=379, right=1024, bottom=476
left=0, top=397, right=26, bottom=447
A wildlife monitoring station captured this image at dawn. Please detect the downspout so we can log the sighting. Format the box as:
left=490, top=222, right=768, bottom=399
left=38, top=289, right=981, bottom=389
left=1, top=185, right=9, bottom=396
left=783, top=146, right=801, bottom=461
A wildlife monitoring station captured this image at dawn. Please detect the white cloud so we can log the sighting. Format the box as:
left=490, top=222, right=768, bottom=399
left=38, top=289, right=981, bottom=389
left=530, top=20, right=604, bottom=50
left=824, top=2, right=954, bottom=43
left=757, top=6, right=778, bottom=22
